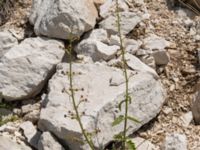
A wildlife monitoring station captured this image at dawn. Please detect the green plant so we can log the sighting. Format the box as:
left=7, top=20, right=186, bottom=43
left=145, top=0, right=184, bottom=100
left=111, top=0, right=140, bottom=149
left=0, top=115, right=19, bottom=126
left=64, top=32, right=95, bottom=150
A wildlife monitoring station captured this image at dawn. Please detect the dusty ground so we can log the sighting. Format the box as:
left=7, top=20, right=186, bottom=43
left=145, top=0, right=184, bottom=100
left=135, top=0, right=200, bottom=149
left=1, top=0, right=200, bottom=149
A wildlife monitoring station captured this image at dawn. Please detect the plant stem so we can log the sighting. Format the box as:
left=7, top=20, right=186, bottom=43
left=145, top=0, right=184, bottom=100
left=115, top=0, right=129, bottom=149
left=67, top=34, right=95, bottom=150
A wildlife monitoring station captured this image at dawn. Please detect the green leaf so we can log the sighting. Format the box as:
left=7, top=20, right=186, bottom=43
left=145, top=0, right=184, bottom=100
left=112, top=115, right=124, bottom=126
left=118, top=100, right=126, bottom=111
left=126, top=140, right=136, bottom=150
left=113, top=132, right=124, bottom=141
left=127, top=116, right=140, bottom=124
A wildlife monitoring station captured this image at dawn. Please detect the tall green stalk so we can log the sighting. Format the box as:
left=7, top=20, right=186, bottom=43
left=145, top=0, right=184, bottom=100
left=66, top=33, right=95, bottom=150
left=115, top=0, right=130, bottom=149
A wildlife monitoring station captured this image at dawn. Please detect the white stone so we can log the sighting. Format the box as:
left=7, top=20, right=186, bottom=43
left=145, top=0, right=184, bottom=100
left=0, top=31, right=18, bottom=58
left=0, top=136, right=32, bottom=150
left=109, top=35, right=121, bottom=46
left=85, top=29, right=109, bottom=43
left=139, top=55, right=156, bottom=69
left=21, top=103, right=40, bottom=114
left=132, top=137, right=159, bottom=150
left=99, top=0, right=129, bottom=18
left=38, top=63, right=165, bottom=150
left=124, top=53, right=158, bottom=78
left=0, top=125, right=17, bottom=134
left=99, top=11, right=145, bottom=35
left=75, top=39, right=119, bottom=61
left=163, top=133, right=187, bottom=150
left=24, top=109, right=40, bottom=124
left=108, top=53, right=158, bottom=79
left=180, top=111, right=193, bottom=127
left=143, top=34, right=170, bottom=50
left=0, top=37, right=65, bottom=101
left=162, top=107, right=173, bottom=115
left=125, top=39, right=142, bottom=54
left=30, top=0, right=98, bottom=39
left=20, top=121, right=41, bottom=148
left=136, top=49, right=152, bottom=56
left=38, top=132, right=65, bottom=150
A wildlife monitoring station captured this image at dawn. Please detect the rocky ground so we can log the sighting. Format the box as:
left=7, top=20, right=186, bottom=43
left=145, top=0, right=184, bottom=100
left=0, top=0, right=200, bottom=150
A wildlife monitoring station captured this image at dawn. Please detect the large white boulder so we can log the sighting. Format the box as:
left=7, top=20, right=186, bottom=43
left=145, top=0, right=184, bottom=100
left=38, top=63, right=165, bottom=150
left=0, top=37, right=65, bottom=101
left=30, top=0, right=98, bottom=39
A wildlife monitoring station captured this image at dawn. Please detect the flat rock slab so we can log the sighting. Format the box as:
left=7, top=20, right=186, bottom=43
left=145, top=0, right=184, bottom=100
left=30, top=0, right=98, bottom=39
left=39, top=63, right=165, bottom=150
left=0, top=136, right=32, bottom=150
left=0, top=37, right=65, bottom=101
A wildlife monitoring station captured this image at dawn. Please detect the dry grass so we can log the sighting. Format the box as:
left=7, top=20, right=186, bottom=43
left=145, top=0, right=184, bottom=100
left=0, top=0, right=15, bottom=25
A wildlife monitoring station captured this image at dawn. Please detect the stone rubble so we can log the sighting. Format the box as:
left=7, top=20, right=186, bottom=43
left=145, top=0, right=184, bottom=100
left=1, top=0, right=195, bottom=149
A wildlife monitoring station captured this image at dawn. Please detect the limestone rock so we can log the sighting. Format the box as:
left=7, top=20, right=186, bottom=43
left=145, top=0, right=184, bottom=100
left=0, top=37, right=65, bottom=101
left=139, top=55, right=156, bottom=69
left=180, top=111, right=193, bottom=127
left=0, top=31, right=18, bottom=58
left=38, top=63, right=165, bottom=150
left=84, top=29, right=109, bottom=43
left=99, top=0, right=129, bottom=18
left=142, top=34, right=170, bottom=51
left=163, top=133, right=187, bottom=150
left=20, top=121, right=41, bottom=148
left=125, top=39, right=142, bottom=55
left=75, top=39, right=119, bottom=61
left=99, top=11, right=146, bottom=35
left=38, top=132, right=65, bottom=150
left=108, top=53, right=159, bottom=79
left=0, top=136, right=32, bottom=150
left=30, top=0, right=98, bottom=39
